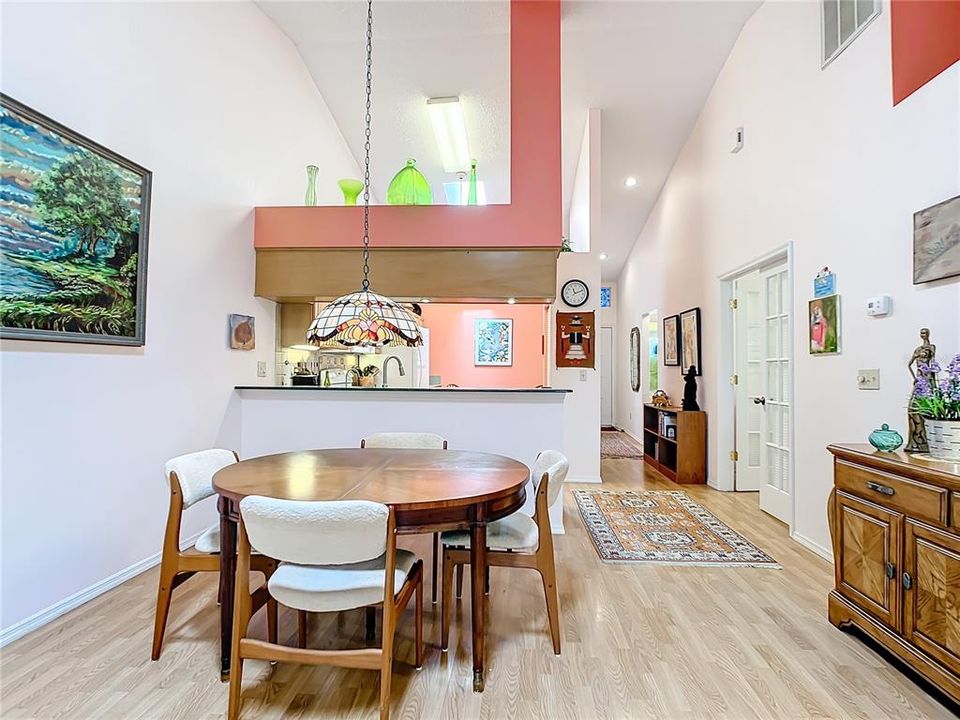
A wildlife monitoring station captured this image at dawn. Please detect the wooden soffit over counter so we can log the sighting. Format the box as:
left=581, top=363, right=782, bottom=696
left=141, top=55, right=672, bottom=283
left=253, top=0, right=562, bottom=302
left=256, top=247, right=558, bottom=304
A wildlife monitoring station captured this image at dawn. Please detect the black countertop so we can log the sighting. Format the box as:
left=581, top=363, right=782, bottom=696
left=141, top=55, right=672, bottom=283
left=235, top=385, right=571, bottom=394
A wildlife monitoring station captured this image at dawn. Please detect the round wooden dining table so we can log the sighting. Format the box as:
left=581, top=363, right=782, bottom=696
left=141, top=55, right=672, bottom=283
left=212, top=447, right=530, bottom=692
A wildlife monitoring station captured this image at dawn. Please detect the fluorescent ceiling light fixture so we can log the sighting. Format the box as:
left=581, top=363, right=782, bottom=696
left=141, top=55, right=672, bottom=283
left=624, top=176, right=638, bottom=188
left=599, top=253, right=608, bottom=260
left=443, top=180, right=487, bottom=206
left=428, top=96, right=472, bottom=173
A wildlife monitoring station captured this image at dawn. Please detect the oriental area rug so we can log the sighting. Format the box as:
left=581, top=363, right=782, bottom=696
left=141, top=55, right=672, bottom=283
left=600, top=430, right=644, bottom=459
left=574, top=490, right=781, bottom=568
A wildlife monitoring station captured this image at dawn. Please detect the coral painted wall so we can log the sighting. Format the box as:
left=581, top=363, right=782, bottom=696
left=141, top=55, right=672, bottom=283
left=420, top=304, right=547, bottom=388
left=891, top=0, right=960, bottom=105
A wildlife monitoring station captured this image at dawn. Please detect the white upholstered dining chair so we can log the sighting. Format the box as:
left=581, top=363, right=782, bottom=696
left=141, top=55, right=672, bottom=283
left=440, top=450, right=568, bottom=654
left=360, top=432, right=447, bottom=603
left=228, top=497, right=423, bottom=720
left=152, top=449, right=277, bottom=660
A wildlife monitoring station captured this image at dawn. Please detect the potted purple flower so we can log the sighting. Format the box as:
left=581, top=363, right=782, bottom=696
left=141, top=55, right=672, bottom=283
left=912, top=355, right=960, bottom=461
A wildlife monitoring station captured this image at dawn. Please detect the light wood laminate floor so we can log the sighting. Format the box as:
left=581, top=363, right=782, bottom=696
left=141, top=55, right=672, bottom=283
left=1, top=459, right=955, bottom=719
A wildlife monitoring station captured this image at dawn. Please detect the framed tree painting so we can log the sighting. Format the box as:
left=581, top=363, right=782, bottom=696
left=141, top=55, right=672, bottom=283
left=913, top=194, right=960, bottom=284
left=0, top=94, right=151, bottom=345
left=679, top=307, right=702, bottom=375
left=662, top=314, right=680, bottom=366
left=475, top=318, right=513, bottom=366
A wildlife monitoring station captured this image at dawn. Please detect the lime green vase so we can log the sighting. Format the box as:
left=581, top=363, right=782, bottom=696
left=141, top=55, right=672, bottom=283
left=467, top=159, right=478, bottom=206
left=387, top=159, right=432, bottom=205
left=337, top=178, right=364, bottom=206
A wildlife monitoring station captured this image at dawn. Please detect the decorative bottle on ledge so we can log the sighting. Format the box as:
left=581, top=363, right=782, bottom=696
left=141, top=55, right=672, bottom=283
left=304, top=165, right=318, bottom=206
left=387, top=159, right=432, bottom=205
left=337, top=178, right=364, bottom=206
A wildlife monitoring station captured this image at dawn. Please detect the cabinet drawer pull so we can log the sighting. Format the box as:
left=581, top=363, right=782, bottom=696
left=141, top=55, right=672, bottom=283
left=866, top=481, right=895, bottom=496
left=885, top=562, right=895, bottom=580
left=902, top=572, right=913, bottom=590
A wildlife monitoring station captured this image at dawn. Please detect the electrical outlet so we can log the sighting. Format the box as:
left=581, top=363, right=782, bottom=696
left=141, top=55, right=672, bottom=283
left=857, top=369, right=879, bottom=390
left=579, top=369, right=587, bottom=382
left=257, top=361, right=267, bottom=378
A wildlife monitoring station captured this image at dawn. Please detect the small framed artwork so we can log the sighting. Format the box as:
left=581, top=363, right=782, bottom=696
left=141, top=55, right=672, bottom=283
left=229, top=314, right=255, bottom=350
left=629, top=326, right=641, bottom=392
left=556, top=311, right=595, bottom=368
left=679, top=307, right=702, bottom=375
left=0, top=94, right=152, bottom=346
left=475, top=318, right=513, bottom=366
left=662, top=315, right=680, bottom=366
left=809, top=296, right=840, bottom=354
left=913, top=194, right=960, bottom=284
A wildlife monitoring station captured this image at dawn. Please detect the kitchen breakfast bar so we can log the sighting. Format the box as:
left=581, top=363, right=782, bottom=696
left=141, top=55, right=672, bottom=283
left=227, top=386, right=571, bottom=533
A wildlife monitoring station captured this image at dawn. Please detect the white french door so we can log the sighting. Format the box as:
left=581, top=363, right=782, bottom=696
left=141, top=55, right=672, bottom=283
left=758, top=265, right=792, bottom=523
left=733, top=270, right=764, bottom=491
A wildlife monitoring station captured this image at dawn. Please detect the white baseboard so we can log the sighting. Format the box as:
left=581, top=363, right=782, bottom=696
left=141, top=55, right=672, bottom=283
left=567, top=475, right=602, bottom=484
left=0, top=530, right=202, bottom=649
left=790, top=530, right=833, bottom=563
left=621, top=428, right=644, bottom=446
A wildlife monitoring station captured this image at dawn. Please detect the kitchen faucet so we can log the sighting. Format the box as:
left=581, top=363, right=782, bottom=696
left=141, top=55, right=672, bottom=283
left=382, top=356, right=405, bottom=388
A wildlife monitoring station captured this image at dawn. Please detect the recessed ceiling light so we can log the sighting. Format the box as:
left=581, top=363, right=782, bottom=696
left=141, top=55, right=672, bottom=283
left=427, top=97, right=471, bottom=173
left=507, top=297, right=517, bottom=305
left=624, top=176, right=638, bottom=188
left=420, top=297, right=431, bottom=303
left=599, top=253, right=609, bottom=260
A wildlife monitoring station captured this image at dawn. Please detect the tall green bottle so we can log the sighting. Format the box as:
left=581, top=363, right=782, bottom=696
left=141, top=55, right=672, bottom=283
left=467, top=159, right=478, bottom=206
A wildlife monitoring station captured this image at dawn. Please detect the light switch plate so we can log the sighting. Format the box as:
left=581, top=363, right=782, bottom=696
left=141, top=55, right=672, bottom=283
left=857, top=369, right=879, bottom=390
left=579, top=369, right=587, bottom=382
left=257, top=361, right=267, bottom=378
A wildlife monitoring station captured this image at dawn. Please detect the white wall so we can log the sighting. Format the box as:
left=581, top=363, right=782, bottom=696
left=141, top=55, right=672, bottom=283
left=616, top=0, right=960, bottom=555
left=0, top=1, right=360, bottom=638
left=567, top=108, right=601, bottom=253
left=549, top=252, right=603, bottom=483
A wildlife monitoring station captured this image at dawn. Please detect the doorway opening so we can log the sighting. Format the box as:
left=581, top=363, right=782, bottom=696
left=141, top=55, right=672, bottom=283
left=718, top=246, right=795, bottom=528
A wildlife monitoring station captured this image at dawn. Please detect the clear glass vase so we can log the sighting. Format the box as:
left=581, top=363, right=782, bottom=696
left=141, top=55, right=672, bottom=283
left=304, top=165, right=318, bottom=206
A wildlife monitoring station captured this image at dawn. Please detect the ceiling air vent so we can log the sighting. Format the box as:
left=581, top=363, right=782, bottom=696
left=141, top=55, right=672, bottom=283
left=821, top=0, right=881, bottom=68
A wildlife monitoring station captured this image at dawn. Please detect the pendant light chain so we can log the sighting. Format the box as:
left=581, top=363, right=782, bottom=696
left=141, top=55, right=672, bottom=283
left=361, top=0, right=373, bottom=291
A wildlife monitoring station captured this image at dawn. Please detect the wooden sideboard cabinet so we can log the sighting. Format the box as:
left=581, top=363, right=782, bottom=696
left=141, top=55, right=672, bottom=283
left=827, top=443, right=960, bottom=703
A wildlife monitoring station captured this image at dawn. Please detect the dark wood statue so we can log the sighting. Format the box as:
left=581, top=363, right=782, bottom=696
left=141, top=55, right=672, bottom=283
left=682, top=366, right=700, bottom=411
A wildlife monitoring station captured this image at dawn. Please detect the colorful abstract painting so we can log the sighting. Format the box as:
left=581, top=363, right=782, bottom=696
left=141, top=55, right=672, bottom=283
left=809, top=295, right=840, bottom=354
left=0, top=94, right=151, bottom=345
left=474, top=318, right=512, bottom=366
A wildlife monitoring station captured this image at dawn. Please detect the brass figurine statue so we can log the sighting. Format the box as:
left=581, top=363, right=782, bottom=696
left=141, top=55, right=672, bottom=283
left=907, top=327, right=936, bottom=452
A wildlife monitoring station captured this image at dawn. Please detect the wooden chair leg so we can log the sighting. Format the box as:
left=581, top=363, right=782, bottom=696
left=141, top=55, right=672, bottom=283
left=366, top=606, right=377, bottom=643
left=151, top=566, right=177, bottom=661
left=455, top=564, right=463, bottom=599
left=267, top=598, right=278, bottom=646
left=298, top=610, right=308, bottom=649
left=379, top=613, right=396, bottom=720
left=431, top=532, right=439, bottom=604
left=485, top=566, right=490, bottom=595
left=227, top=653, right=244, bottom=720
left=441, top=549, right=454, bottom=651
left=538, top=551, right=561, bottom=655
left=415, top=568, right=424, bottom=669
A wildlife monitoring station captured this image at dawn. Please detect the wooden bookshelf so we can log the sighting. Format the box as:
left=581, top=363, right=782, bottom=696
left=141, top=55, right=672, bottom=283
left=642, top=404, right=707, bottom=484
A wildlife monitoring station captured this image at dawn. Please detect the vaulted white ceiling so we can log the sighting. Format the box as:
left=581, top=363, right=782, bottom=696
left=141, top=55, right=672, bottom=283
left=259, top=0, right=759, bottom=281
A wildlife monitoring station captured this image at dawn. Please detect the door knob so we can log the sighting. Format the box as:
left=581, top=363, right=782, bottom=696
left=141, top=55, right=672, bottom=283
left=752, top=396, right=767, bottom=406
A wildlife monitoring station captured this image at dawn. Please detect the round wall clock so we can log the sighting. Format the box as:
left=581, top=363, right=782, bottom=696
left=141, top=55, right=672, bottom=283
left=561, top=279, right=589, bottom=308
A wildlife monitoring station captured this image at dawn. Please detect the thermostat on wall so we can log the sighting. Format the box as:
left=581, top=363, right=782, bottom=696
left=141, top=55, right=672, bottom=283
left=866, top=295, right=891, bottom=317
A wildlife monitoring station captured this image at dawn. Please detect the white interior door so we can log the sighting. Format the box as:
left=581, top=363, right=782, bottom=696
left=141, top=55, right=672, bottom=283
left=733, top=271, right=764, bottom=491
left=759, top=265, right=792, bottom=523
left=599, top=326, right=613, bottom=427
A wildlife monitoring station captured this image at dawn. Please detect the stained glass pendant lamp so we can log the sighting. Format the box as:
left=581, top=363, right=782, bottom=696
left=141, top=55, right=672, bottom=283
left=307, top=0, right=423, bottom=349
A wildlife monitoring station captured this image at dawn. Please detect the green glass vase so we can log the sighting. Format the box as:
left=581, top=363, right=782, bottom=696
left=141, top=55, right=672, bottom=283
left=387, top=159, right=432, bottom=205
left=338, top=178, right=364, bottom=206
left=304, top=165, right=318, bottom=206
left=467, top=159, right=478, bottom=206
